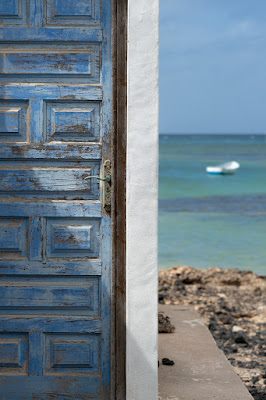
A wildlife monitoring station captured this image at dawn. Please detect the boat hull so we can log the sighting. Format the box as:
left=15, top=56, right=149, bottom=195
left=206, top=161, right=240, bottom=175
left=207, top=170, right=235, bottom=175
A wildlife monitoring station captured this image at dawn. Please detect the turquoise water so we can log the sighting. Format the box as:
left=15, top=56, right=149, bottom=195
left=159, top=134, right=266, bottom=275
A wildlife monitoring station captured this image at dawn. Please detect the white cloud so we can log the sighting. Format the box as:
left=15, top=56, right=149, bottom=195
left=227, top=20, right=261, bottom=39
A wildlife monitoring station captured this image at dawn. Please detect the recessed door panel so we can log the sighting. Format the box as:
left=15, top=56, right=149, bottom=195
left=45, top=0, right=101, bottom=25
left=0, top=43, right=101, bottom=83
left=0, top=0, right=27, bottom=25
left=0, top=101, right=28, bottom=143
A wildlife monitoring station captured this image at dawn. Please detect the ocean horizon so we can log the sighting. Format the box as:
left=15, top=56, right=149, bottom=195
left=160, top=132, right=266, bottom=135
left=159, top=134, right=266, bottom=275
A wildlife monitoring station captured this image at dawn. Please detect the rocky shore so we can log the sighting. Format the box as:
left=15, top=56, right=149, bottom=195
left=158, top=266, right=266, bottom=400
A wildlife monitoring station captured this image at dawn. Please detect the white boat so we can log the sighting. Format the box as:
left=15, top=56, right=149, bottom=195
left=206, top=161, right=240, bottom=175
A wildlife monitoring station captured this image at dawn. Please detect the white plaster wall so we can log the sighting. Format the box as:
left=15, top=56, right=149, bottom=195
left=127, top=0, right=159, bottom=398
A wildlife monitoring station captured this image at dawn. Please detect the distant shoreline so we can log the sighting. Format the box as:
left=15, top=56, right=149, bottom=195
left=159, top=264, right=266, bottom=277
left=159, top=132, right=266, bottom=135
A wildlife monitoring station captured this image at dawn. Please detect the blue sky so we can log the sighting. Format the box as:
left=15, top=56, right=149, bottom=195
left=160, top=0, right=266, bottom=133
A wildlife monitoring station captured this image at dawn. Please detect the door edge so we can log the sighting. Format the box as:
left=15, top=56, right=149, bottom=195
left=111, top=0, right=127, bottom=398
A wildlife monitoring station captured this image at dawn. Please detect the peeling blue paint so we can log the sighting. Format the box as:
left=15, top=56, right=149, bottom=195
left=0, top=0, right=112, bottom=397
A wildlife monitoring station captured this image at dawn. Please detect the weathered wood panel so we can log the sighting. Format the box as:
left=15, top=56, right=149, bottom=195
left=3, top=53, right=91, bottom=74
left=0, top=27, right=102, bottom=41
left=0, top=144, right=102, bottom=160
left=45, top=0, right=101, bottom=26
left=0, top=276, right=99, bottom=313
left=0, top=259, right=102, bottom=275
left=45, top=333, right=100, bottom=374
left=0, top=84, right=102, bottom=100
left=0, top=101, right=28, bottom=142
left=0, top=0, right=28, bottom=26
left=0, top=43, right=101, bottom=83
left=0, top=168, right=99, bottom=193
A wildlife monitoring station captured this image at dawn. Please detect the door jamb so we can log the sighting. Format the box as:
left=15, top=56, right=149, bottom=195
left=111, top=0, right=127, bottom=398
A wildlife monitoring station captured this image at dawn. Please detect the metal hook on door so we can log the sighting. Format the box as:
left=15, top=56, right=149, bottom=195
left=84, top=175, right=111, bottom=183
left=84, top=160, right=111, bottom=212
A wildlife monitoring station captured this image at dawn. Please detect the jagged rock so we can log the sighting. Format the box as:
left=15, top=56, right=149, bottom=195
left=232, top=325, right=243, bottom=333
left=233, top=332, right=249, bottom=345
left=158, top=312, right=175, bottom=333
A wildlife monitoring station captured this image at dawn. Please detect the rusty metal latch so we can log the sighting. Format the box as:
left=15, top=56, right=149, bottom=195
left=84, top=160, right=111, bottom=212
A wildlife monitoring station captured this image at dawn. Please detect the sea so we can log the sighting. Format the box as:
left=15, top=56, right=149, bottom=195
left=159, top=134, right=266, bottom=275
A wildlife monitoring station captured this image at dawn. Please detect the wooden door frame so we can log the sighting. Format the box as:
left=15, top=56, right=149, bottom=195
left=111, top=0, right=127, bottom=398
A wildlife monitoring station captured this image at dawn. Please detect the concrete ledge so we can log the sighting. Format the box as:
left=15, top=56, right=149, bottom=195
left=158, top=305, right=253, bottom=400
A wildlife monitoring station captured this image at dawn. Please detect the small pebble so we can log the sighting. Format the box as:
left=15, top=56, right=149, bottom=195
left=232, top=325, right=243, bottom=333
left=162, top=358, right=175, bottom=366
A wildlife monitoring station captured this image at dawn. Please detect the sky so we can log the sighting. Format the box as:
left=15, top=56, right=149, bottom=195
left=160, top=0, right=266, bottom=134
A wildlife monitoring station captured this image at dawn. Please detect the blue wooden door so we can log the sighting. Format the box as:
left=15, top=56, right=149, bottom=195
left=0, top=1, right=112, bottom=398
